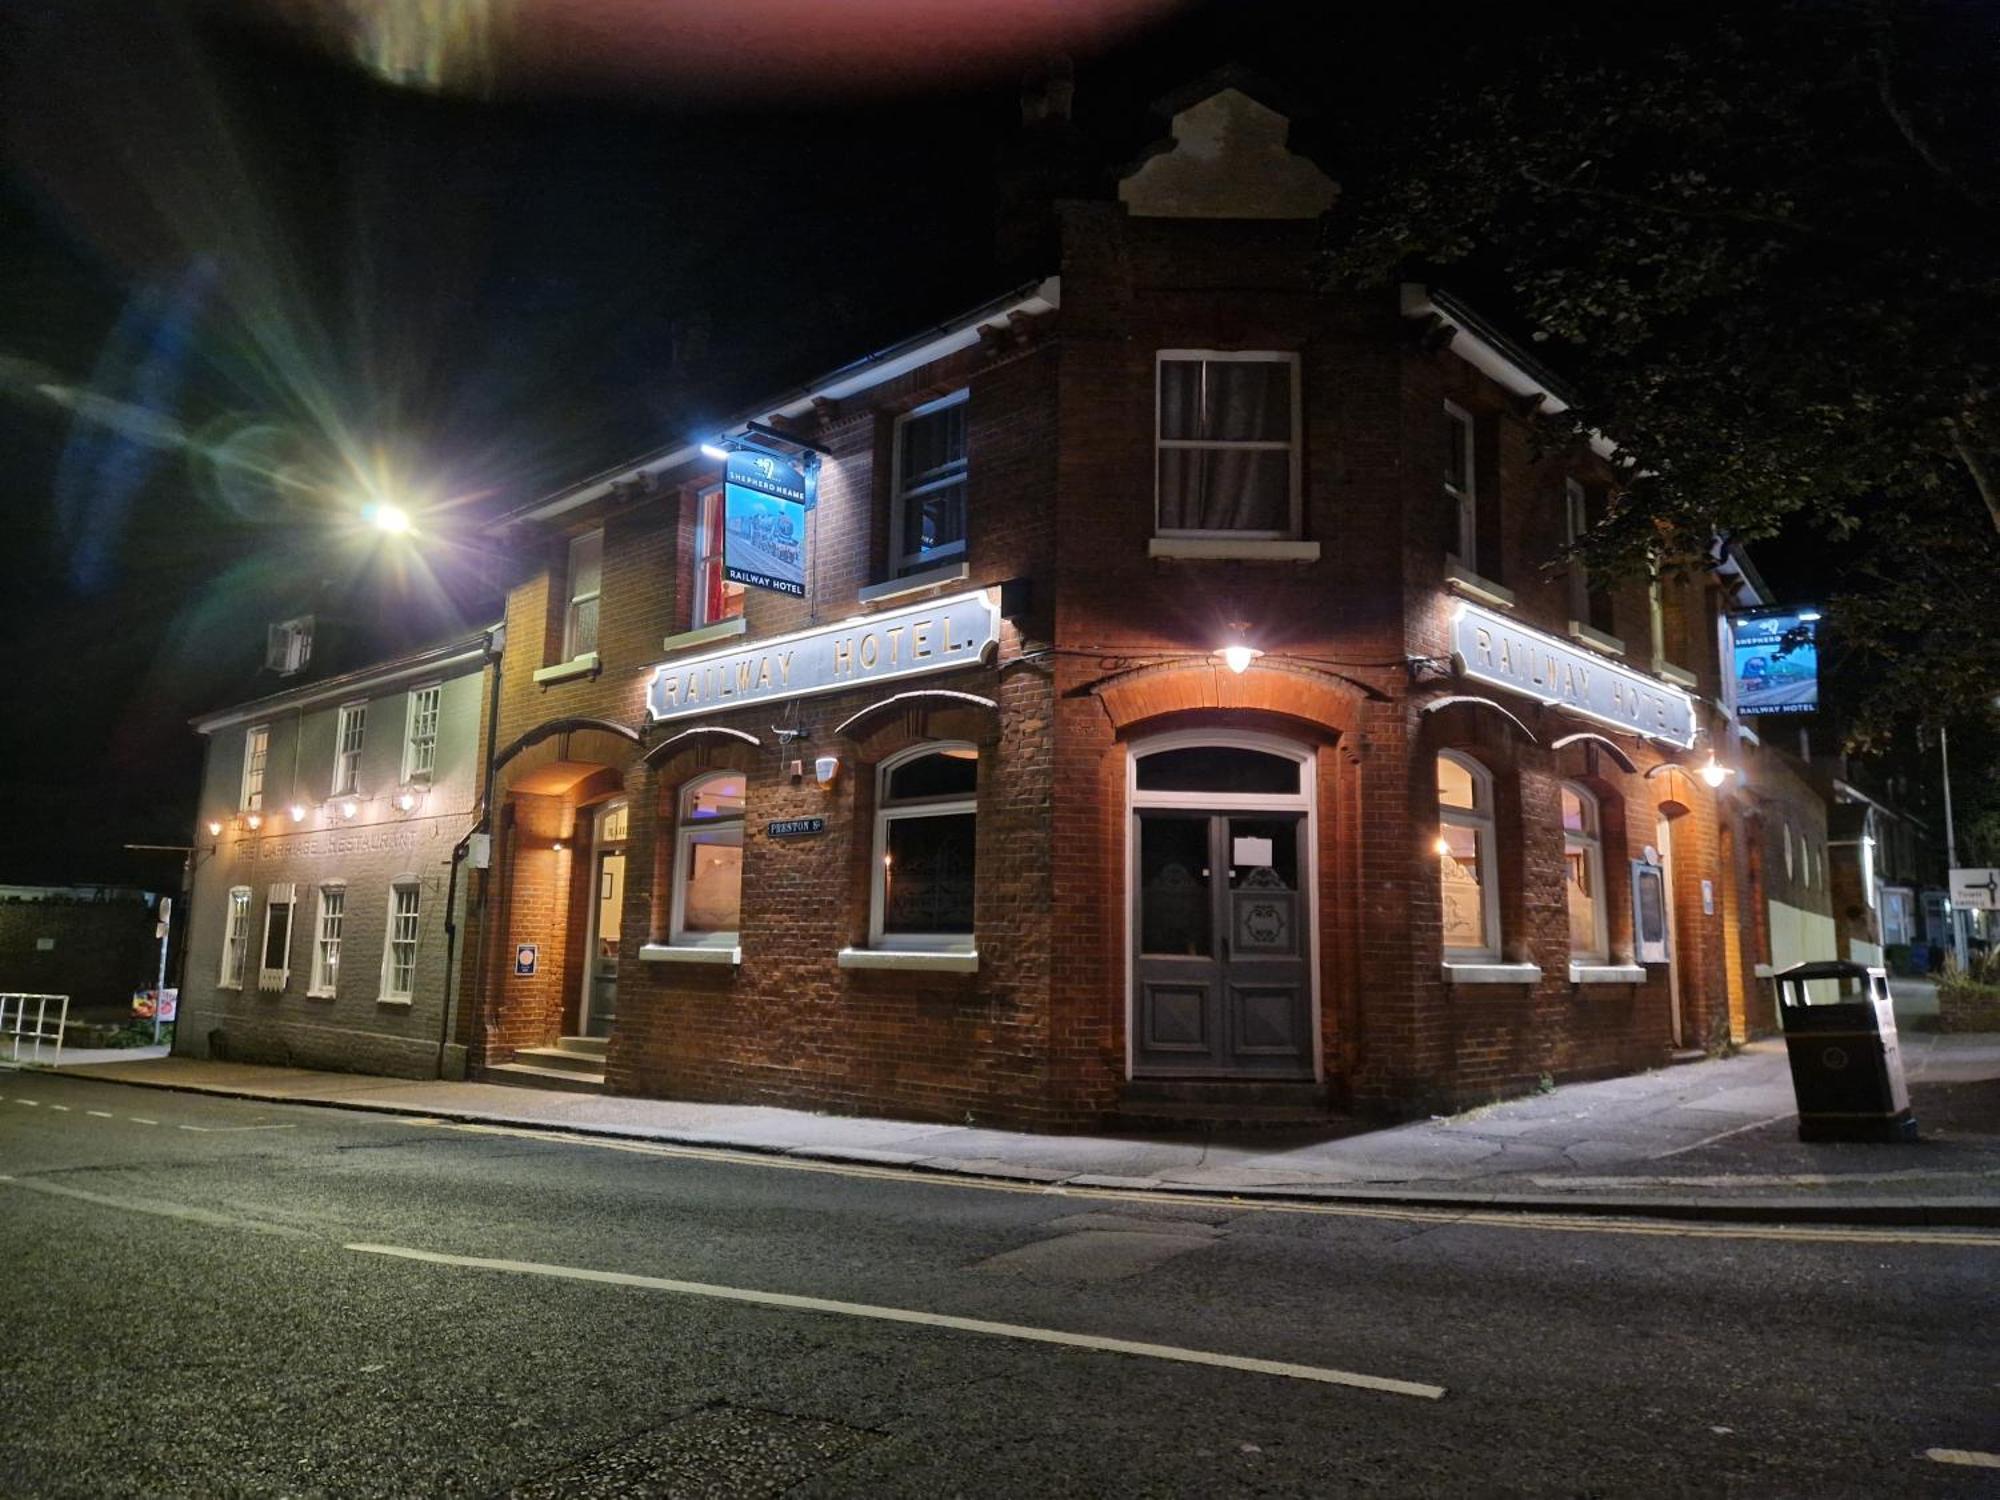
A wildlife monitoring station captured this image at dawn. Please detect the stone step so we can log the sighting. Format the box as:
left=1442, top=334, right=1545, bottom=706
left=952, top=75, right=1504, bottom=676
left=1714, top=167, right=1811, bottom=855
left=1115, top=1079, right=1347, bottom=1131
left=484, top=1061, right=607, bottom=1094
left=556, top=1035, right=608, bottom=1058
left=1668, top=1048, right=1710, bottom=1067
left=514, top=1044, right=608, bottom=1075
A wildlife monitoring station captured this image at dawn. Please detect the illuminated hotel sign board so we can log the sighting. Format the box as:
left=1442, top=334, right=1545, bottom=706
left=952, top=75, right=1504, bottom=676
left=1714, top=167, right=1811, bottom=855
left=646, top=589, right=999, bottom=724
left=723, top=448, right=811, bottom=598
left=1449, top=602, right=1697, bottom=748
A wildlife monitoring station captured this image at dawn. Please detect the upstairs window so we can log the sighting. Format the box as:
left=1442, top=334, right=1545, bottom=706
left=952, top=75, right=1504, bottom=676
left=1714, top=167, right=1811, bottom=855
left=692, top=486, right=745, bottom=629
left=332, top=703, right=366, bottom=796
left=890, top=391, right=969, bottom=577
left=563, top=529, right=603, bottom=660
left=1156, top=352, right=1300, bottom=537
left=1437, top=752, right=1500, bottom=961
left=671, top=773, right=746, bottom=946
left=267, top=616, right=313, bottom=675
left=1564, top=480, right=1617, bottom=639
left=404, top=684, right=440, bottom=781
left=1443, top=401, right=1476, bottom=568
left=219, top=887, right=252, bottom=988
left=873, top=745, right=978, bottom=950
left=240, top=725, right=269, bottom=812
left=1562, top=784, right=1609, bottom=961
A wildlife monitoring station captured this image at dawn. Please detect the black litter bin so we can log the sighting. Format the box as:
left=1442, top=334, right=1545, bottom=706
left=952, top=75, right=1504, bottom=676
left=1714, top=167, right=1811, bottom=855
left=1774, top=961, right=1916, bottom=1142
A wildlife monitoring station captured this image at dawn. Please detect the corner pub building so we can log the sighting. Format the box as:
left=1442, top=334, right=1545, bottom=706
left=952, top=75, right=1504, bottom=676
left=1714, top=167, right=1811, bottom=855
left=455, top=82, right=1831, bottom=1128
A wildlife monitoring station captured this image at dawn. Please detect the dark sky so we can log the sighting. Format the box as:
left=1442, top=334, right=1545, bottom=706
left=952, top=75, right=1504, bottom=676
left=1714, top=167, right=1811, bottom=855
left=0, top=1, right=1878, bottom=886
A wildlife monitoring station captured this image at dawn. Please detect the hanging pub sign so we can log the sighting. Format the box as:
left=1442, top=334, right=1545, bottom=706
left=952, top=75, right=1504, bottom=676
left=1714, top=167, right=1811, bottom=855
left=723, top=447, right=809, bottom=598
left=1728, top=608, right=1820, bottom=717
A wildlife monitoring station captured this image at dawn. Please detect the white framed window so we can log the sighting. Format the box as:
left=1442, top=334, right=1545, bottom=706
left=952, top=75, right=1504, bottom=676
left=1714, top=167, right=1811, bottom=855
left=1562, top=783, right=1610, bottom=961
left=871, top=744, right=978, bottom=951
left=890, top=390, right=969, bottom=577
left=240, top=724, right=269, bottom=812
left=266, top=616, right=313, bottom=674
left=219, top=886, right=252, bottom=988
left=1437, top=752, right=1500, bottom=961
left=1155, top=351, right=1301, bottom=538
left=309, top=883, right=345, bottom=996
left=403, top=684, right=441, bottom=782
left=383, top=881, right=422, bottom=1001
left=563, top=529, right=603, bottom=661
left=1442, top=400, right=1476, bottom=567
left=692, top=485, right=746, bottom=629
left=258, top=882, right=296, bottom=992
left=332, top=703, right=366, bottom=796
left=1783, top=821, right=1795, bottom=881
left=670, top=773, right=746, bottom=946
left=1564, top=478, right=1591, bottom=625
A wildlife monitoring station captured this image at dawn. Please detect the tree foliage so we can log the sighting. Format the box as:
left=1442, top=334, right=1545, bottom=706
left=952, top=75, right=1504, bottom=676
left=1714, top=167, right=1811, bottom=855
left=1320, top=0, right=2000, bottom=741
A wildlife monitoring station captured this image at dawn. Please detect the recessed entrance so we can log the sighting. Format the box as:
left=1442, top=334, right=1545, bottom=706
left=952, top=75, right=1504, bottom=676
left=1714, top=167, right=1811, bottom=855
left=1129, top=734, right=1317, bottom=1079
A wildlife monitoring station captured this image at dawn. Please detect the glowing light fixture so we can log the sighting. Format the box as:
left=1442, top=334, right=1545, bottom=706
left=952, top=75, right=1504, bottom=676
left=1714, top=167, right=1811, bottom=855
left=245, top=813, right=264, bottom=831
left=1218, top=644, right=1263, bottom=675
left=394, top=790, right=418, bottom=812
left=1699, top=753, right=1735, bottom=789
left=699, top=442, right=731, bottom=461
left=363, top=500, right=413, bottom=535
left=207, top=820, right=223, bottom=838
left=341, top=800, right=359, bottom=820
left=552, top=840, right=565, bottom=852
left=288, top=804, right=306, bottom=823
left=1434, top=835, right=1451, bottom=857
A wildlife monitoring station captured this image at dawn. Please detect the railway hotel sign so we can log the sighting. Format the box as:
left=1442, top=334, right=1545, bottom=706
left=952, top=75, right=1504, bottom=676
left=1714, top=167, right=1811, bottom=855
left=646, top=589, right=1000, bottom=724
left=1449, top=601, right=1697, bottom=748
left=723, top=447, right=811, bottom=598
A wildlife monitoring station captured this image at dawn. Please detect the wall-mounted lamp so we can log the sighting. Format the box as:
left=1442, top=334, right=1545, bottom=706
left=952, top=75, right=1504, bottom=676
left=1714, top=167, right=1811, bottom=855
left=245, top=813, right=264, bottom=831
left=1433, top=835, right=1451, bottom=858
left=394, top=790, right=418, bottom=812
left=341, top=800, right=359, bottom=820
left=814, top=755, right=841, bottom=790
left=207, top=820, right=223, bottom=838
left=552, top=840, right=566, bottom=853
left=1699, top=752, right=1736, bottom=789
left=289, top=804, right=307, bottom=824
left=1217, top=644, right=1263, bottom=675
left=699, top=442, right=732, bottom=461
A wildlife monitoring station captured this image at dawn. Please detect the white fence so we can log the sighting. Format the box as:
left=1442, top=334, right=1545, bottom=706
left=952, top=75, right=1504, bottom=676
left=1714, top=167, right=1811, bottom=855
left=1, top=994, right=69, bottom=1064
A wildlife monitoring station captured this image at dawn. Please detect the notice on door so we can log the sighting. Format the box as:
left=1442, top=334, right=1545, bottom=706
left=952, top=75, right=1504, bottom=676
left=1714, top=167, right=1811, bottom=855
left=1232, top=836, right=1274, bottom=868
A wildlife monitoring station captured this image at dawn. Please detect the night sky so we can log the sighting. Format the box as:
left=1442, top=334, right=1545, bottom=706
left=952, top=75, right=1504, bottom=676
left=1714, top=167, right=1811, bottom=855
left=0, top=1, right=1879, bottom=887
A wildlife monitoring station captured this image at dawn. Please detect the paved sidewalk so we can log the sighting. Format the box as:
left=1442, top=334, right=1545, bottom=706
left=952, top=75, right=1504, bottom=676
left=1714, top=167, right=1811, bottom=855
left=16, top=1034, right=2000, bottom=1226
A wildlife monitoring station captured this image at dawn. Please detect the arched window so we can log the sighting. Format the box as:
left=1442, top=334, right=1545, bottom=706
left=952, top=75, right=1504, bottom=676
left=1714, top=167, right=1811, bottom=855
left=872, top=744, right=978, bottom=951
left=1437, top=752, right=1499, bottom=960
left=671, top=773, right=745, bottom=946
left=1562, top=783, right=1609, bottom=961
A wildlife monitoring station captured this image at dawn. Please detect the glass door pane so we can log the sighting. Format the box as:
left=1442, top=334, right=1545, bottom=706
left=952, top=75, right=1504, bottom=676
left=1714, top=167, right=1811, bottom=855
left=1140, top=815, right=1212, bottom=957
left=1226, top=816, right=1300, bottom=957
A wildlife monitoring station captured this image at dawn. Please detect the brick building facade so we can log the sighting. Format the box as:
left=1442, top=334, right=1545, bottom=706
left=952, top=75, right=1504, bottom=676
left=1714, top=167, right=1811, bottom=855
left=180, top=626, right=497, bottom=1077
left=433, top=82, right=1834, bottom=1129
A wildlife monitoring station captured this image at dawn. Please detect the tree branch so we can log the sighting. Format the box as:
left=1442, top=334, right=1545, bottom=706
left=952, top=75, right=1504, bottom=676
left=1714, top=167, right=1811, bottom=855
left=1518, top=165, right=1825, bottom=239
left=1872, top=51, right=1994, bottom=215
left=1946, top=417, right=2000, bottom=536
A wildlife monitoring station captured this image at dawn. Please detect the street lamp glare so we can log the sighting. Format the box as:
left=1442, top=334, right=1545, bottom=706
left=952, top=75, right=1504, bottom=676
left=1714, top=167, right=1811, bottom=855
left=365, top=501, right=413, bottom=535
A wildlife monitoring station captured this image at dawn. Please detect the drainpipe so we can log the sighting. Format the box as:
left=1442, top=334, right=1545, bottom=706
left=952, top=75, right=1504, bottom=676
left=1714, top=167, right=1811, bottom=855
left=438, top=622, right=507, bottom=1078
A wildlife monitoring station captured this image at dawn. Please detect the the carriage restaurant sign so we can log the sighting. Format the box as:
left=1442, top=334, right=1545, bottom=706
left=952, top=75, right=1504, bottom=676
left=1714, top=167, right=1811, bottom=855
left=1449, top=601, right=1697, bottom=748
left=646, top=590, right=1000, bottom=723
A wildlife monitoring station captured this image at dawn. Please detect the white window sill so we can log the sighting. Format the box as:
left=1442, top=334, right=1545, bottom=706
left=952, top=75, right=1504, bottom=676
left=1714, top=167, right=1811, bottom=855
left=1569, top=962, right=1646, bottom=985
left=305, top=987, right=337, bottom=1001
left=217, top=982, right=243, bottom=993
left=859, top=560, right=970, bottom=604
left=1567, top=621, right=1626, bottom=657
left=1148, top=538, right=1321, bottom=563
left=376, top=996, right=413, bottom=1009
left=1656, top=661, right=1699, bottom=689
left=838, top=947, right=979, bottom=974
left=1441, top=961, right=1542, bottom=985
left=639, top=942, right=742, bottom=966
left=1444, top=562, right=1516, bottom=610
left=661, top=617, right=747, bottom=654
left=532, top=653, right=600, bottom=685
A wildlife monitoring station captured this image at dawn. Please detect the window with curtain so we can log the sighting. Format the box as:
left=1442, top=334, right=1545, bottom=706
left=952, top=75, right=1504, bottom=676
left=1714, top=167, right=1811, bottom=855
left=1155, top=352, right=1299, bottom=537
left=692, top=486, right=745, bottom=629
left=1437, top=752, right=1499, bottom=959
left=672, top=773, right=746, bottom=945
left=1443, top=401, right=1475, bottom=566
left=1562, top=784, right=1609, bottom=961
left=564, top=529, right=603, bottom=660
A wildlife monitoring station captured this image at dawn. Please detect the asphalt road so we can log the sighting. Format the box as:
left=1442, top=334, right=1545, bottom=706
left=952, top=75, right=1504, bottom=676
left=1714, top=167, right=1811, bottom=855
left=3, top=1069, right=1997, bottom=1499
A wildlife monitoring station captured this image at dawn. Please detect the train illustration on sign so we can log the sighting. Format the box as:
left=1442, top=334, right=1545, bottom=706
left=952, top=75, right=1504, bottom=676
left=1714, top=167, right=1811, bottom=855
left=730, top=506, right=800, bottom=567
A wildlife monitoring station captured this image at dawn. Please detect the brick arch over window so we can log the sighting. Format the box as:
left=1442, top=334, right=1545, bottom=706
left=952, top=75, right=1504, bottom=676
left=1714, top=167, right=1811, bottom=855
left=1089, top=659, right=1370, bottom=740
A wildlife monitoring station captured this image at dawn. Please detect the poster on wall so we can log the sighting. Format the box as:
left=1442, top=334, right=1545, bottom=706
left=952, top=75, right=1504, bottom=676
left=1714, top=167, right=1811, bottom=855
left=1729, top=608, right=1820, bottom=716
left=723, top=447, right=809, bottom=597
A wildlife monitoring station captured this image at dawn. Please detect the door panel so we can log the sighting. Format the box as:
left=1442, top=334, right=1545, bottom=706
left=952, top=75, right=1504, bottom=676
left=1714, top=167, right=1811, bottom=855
left=1135, top=810, right=1311, bottom=1077
left=585, top=849, right=624, bottom=1039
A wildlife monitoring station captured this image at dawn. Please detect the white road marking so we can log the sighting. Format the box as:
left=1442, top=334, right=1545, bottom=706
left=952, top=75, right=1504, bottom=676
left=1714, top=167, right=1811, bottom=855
left=346, top=1242, right=1447, bottom=1401
left=129, top=1118, right=158, bottom=1126
left=1925, top=1448, right=2000, bottom=1469
left=395, top=1120, right=2000, bottom=1249
left=85, top=1111, right=114, bottom=1118
left=175, top=1123, right=297, bottom=1134
left=0, top=1176, right=311, bottom=1238
left=16, top=1099, right=37, bottom=1106
left=47, top=1104, right=68, bottom=1112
